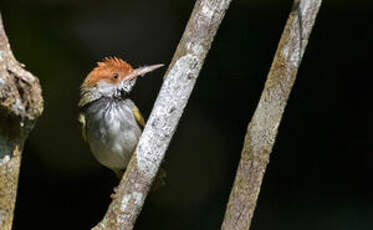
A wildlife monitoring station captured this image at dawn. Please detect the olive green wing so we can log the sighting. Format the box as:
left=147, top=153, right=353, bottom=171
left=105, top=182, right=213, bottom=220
left=78, top=113, right=87, bottom=142
left=132, top=105, right=145, bottom=128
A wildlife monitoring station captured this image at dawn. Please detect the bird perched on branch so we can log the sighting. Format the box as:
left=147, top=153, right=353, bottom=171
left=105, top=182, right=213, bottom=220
left=78, top=57, right=163, bottom=179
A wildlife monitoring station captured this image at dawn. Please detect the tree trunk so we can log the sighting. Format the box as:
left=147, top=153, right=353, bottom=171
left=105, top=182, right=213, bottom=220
left=221, top=1, right=322, bottom=229
left=0, top=14, right=43, bottom=230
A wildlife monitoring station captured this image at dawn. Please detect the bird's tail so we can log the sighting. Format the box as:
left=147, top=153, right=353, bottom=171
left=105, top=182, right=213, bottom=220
left=151, top=167, right=167, bottom=191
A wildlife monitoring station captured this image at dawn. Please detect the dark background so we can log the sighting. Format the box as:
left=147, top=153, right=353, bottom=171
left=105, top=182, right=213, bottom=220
left=0, top=0, right=372, bottom=229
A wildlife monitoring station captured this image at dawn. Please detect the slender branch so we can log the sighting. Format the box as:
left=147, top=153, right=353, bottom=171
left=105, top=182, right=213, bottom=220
left=92, top=0, right=232, bottom=229
left=0, top=14, right=43, bottom=230
left=221, top=1, right=322, bottom=229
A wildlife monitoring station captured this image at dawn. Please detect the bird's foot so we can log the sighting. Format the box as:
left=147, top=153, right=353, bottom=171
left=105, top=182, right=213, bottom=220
left=110, top=186, right=119, bottom=199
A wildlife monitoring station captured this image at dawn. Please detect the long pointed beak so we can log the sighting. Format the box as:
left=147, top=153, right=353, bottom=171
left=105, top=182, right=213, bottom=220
left=125, top=64, right=164, bottom=81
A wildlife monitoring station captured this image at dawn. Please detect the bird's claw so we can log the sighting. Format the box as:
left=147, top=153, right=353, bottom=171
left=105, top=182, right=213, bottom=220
left=110, top=186, right=119, bottom=199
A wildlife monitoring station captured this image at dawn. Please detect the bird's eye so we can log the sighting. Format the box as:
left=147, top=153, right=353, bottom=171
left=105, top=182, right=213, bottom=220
left=113, top=73, right=119, bottom=79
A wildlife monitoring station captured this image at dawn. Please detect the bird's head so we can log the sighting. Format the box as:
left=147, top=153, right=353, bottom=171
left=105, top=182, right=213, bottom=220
left=79, top=57, right=163, bottom=107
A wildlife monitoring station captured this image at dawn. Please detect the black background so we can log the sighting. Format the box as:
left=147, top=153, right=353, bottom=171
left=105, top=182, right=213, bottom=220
left=0, top=0, right=372, bottom=229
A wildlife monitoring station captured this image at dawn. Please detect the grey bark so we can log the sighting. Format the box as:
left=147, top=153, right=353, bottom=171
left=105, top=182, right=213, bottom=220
left=92, top=0, right=232, bottom=229
left=0, top=14, right=43, bottom=230
left=221, top=1, right=322, bottom=230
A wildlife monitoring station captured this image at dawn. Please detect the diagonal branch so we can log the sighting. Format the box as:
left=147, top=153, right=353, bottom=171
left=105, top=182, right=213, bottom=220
left=221, top=1, right=322, bottom=230
left=0, top=14, right=43, bottom=230
left=92, top=0, right=232, bottom=229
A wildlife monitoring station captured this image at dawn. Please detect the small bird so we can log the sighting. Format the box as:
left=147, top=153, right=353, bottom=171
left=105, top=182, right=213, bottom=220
left=78, top=57, right=163, bottom=178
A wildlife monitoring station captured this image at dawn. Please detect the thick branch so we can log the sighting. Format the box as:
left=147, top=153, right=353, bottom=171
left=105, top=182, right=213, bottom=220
left=0, top=14, right=43, bottom=230
left=92, top=0, right=232, bottom=229
left=221, top=1, right=322, bottom=230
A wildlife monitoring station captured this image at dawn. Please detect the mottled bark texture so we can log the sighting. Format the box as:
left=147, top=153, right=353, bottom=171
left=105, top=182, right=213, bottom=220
left=221, top=1, right=322, bottom=230
left=92, top=0, right=232, bottom=229
left=0, top=14, right=43, bottom=230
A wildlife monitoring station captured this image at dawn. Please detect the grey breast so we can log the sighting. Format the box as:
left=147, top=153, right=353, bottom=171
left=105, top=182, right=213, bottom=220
left=84, top=97, right=142, bottom=171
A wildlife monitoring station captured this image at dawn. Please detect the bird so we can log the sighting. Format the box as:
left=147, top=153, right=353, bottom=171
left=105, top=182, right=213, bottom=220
left=78, top=57, right=164, bottom=179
